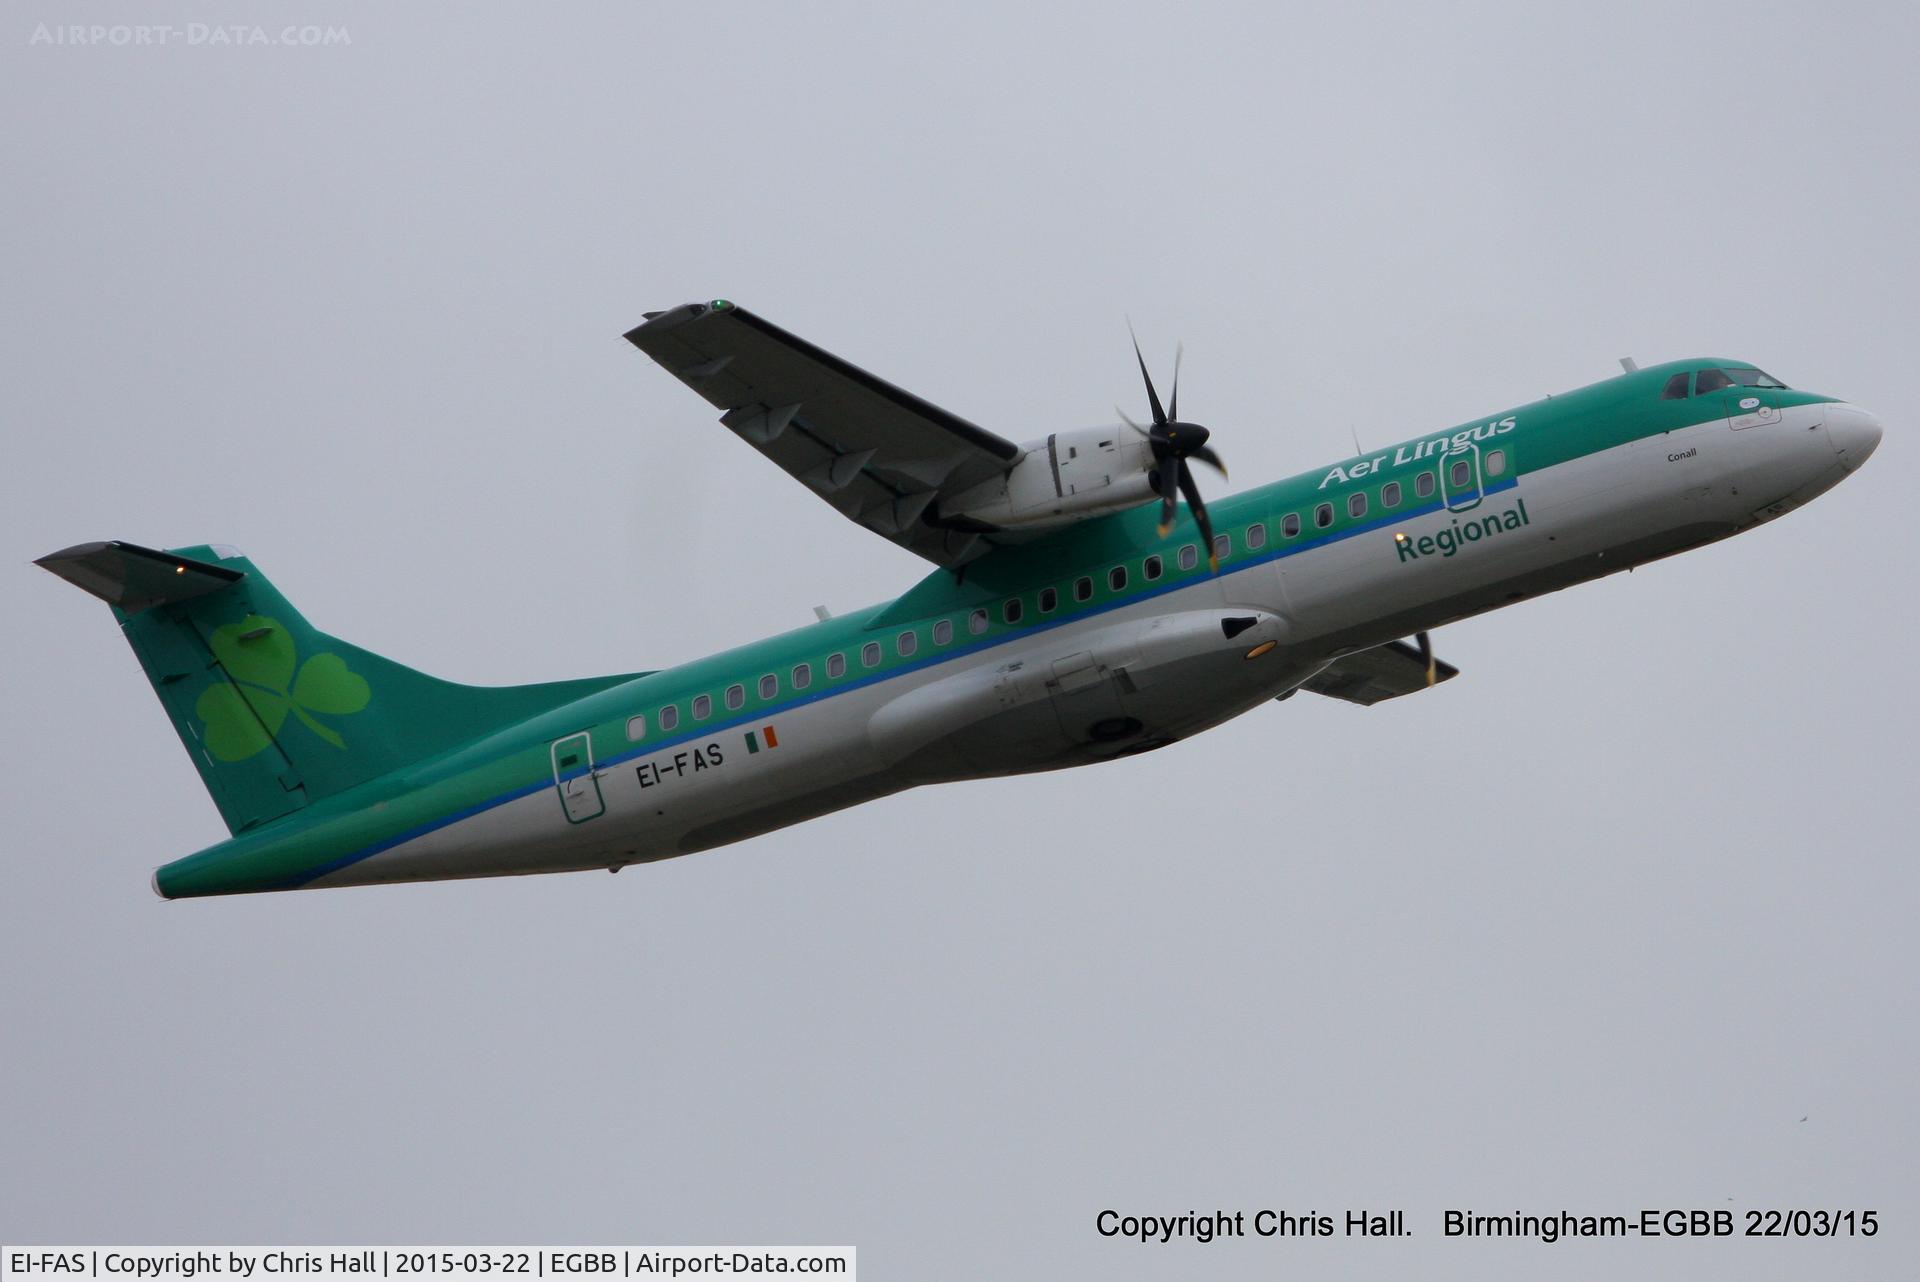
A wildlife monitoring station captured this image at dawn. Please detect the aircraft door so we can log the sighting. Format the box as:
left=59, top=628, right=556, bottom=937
left=1440, top=443, right=1484, bottom=512
left=550, top=731, right=605, bottom=823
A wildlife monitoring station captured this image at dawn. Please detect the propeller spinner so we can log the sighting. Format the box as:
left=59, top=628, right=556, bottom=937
left=1119, top=327, right=1228, bottom=569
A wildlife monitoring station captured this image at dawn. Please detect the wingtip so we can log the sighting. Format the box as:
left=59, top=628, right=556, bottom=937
left=624, top=299, right=730, bottom=347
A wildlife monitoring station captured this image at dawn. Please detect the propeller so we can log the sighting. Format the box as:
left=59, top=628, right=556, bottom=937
left=1118, top=325, right=1228, bottom=569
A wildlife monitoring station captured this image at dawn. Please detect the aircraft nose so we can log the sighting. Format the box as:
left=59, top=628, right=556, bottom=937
left=1827, top=402, right=1883, bottom=472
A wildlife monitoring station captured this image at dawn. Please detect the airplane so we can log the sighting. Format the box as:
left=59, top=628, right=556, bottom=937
left=37, top=299, right=1883, bottom=898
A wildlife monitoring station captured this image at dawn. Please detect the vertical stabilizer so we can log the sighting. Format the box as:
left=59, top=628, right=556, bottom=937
left=38, top=541, right=642, bottom=835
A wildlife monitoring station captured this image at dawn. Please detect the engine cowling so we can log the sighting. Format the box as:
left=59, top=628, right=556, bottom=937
left=941, top=426, right=1157, bottom=529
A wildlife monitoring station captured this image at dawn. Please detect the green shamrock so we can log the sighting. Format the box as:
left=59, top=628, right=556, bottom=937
left=194, top=614, right=371, bottom=761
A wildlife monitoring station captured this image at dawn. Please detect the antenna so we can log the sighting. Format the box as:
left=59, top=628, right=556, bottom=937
left=1349, top=424, right=1365, bottom=457
left=1619, top=357, right=1639, bottom=373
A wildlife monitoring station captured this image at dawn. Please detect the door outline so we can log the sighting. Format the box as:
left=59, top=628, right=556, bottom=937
left=1726, top=390, right=1782, bottom=430
left=1045, top=651, right=1128, bottom=740
left=550, top=731, right=605, bottom=824
left=1441, top=441, right=1484, bottom=512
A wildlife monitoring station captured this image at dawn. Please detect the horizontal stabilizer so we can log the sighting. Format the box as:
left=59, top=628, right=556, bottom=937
left=1295, top=639, right=1459, bottom=706
left=35, top=541, right=243, bottom=614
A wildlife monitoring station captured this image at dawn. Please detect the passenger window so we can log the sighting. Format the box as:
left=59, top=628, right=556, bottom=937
left=1039, top=586, right=1057, bottom=612
left=792, top=663, right=811, bottom=689
left=725, top=684, right=744, bottom=711
left=626, top=714, right=646, bottom=742
left=1695, top=368, right=1734, bottom=394
left=1486, top=448, right=1507, bottom=478
left=897, top=630, right=917, bottom=657
left=1661, top=372, right=1691, bottom=400
left=1415, top=471, right=1435, bottom=498
left=692, top=693, right=711, bottom=720
left=861, top=642, right=881, bottom=668
left=1144, top=554, right=1163, bottom=580
left=1178, top=544, right=1198, bottom=571
left=1315, top=502, right=1334, bottom=528
left=1449, top=458, right=1472, bottom=488
left=1247, top=523, right=1266, bottom=550
left=933, top=618, right=953, bottom=645
left=659, top=704, right=679, bottom=731
left=968, top=608, right=988, bottom=635
left=759, top=673, right=778, bottom=699
left=1212, top=534, right=1230, bottom=561
left=1075, top=576, right=1094, bottom=602
left=1282, top=513, right=1300, bottom=537
left=827, top=653, right=846, bottom=679
left=1003, top=598, right=1023, bottom=624
left=1108, top=565, right=1127, bottom=591
left=1347, top=492, right=1367, bottom=519
left=1382, top=481, right=1401, bottom=508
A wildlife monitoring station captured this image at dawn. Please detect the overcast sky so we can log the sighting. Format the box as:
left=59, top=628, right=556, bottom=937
left=4, top=3, right=1915, bottom=1278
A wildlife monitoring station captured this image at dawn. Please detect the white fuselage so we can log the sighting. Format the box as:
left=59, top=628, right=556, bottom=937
left=318, top=402, right=1863, bottom=890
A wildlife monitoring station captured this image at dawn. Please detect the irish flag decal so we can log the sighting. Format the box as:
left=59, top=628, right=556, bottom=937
left=744, top=724, right=779, bottom=754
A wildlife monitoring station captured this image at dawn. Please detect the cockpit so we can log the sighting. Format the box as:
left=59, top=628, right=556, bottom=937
left=1661, top=366, right=1789, bottom=399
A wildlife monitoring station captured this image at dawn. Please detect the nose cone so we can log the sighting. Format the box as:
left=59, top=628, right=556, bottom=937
left=1828, top=403, right=1883, bottom=472
left=1163, top=421, right=1210, bottom=453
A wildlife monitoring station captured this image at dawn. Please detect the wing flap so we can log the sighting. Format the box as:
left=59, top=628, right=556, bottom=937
left=1296, top=639, right=1459, bottom=706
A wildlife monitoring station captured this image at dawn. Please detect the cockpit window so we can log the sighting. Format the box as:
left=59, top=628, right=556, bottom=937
left=1694, top=368, right=1734, bottom=395
left=1660, top=373, right=1691, bottom=400
left=1726, top=367, right=1787, bottom=388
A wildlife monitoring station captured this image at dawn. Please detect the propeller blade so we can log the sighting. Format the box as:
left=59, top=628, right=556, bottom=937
left=1118, top=407, right=1147, bottom=434
left=1169, top=341, right=1184, bottom=423
left=1188, top=442, right=1227, bottom=479
left=1128, top=322, right=1168, bottom=425
left=1156, top=466, right=1179, bottom=534
left=1177, top=461, right=1217, bottom=570
left=1417, top=630, right=1436, bottom=687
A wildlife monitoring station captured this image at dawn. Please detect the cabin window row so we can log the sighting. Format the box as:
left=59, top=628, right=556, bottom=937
left=1283, top=451, right=1509, bottom=534
left=623, top=520, right=1293, bottom=742
left=625, top=455, right=1512, bottom=743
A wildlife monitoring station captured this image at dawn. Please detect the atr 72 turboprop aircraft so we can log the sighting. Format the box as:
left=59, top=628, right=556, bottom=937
left=39, top=300, right=1883, bottom=897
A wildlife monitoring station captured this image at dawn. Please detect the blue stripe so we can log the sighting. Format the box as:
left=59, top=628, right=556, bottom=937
left=285, top=476, right=1521, bottom=887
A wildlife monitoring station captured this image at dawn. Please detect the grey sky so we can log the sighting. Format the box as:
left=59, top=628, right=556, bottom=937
left=3, top=2, right=1914, bottom=1277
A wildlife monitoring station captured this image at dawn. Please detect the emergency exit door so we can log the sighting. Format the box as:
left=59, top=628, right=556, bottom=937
left=1441, top=444, right=1484, bottom=512
left=550, top=731, right=605, bottom=823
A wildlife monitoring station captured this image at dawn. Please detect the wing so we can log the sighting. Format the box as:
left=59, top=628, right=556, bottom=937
left=1290, top=639, right=1459, bottom=706
left=625, top=300, right=1023, bottom=566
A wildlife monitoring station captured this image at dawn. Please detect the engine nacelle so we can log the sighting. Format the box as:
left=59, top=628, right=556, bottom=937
left=942, top=426, right=1157, bottom=529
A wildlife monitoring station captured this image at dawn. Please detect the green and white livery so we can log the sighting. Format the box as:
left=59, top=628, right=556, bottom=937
left=38, top=301, right=1883, bottom=897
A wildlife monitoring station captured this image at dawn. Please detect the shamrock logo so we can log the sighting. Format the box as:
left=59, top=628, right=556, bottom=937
left=194, top=614, right=371, bottom=762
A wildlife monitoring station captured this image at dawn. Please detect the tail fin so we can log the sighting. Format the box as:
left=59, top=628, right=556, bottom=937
left=38, top=541, right=642, bottom=835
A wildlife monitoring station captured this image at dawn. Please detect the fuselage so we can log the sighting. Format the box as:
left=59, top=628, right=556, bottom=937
left=151, top=360, right=1883, bottom=897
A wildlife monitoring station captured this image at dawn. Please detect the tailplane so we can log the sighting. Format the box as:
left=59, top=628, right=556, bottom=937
left=38, top=541, right=642, bottom=835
